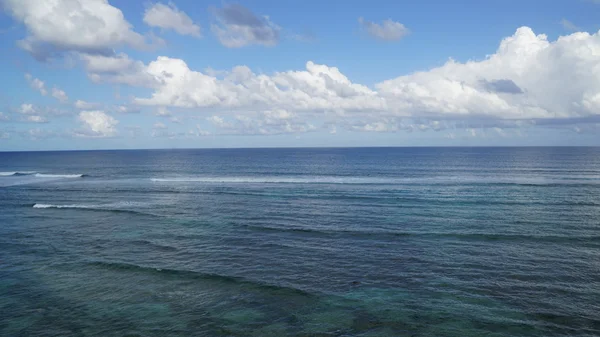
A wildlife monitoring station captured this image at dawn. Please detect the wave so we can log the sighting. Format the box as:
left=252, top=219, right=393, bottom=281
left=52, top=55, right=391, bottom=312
left=241, top=224, right=600, bottom=244
left=34, top=173, right=85, bottom=178
left=0, top=171, right=37, bottom=176
left=87, top=261, right=312, bottom=297
left=32, top=203, right=160, bottom=217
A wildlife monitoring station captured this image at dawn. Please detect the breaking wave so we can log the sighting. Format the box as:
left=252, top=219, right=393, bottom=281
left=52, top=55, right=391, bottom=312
left=0, top=171, right=37, bottom=176
left=32, top=202, right=160, bottom=217
left=34, top=173, right=85, bottom=178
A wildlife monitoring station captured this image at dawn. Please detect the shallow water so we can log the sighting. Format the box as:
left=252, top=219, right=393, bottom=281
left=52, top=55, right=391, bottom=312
left=1, top=147, right=600, bottom=336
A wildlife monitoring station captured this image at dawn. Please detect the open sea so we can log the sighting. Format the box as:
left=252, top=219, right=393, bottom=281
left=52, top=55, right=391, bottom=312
left=1, top=147, right=600, bottom=337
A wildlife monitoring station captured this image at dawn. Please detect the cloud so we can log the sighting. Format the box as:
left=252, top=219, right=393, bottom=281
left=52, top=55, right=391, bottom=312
left=1, top=0, right=153, bottom=60
left=20, top=103, right=36, bottom=114
left=25, top=73, right=47, bottom=95
left=481, top=79, right=523, bottom=94
left=0, top=112, right=9, bottom=121
left=144, top=2, right=201, bottom=37
left=210, top=4, right=280, bottom=47
left=375, top=27, right=600, bottom=120
left=0, top=131, right=9, bottom=139
left=74, top=100, right=100, bottom=109
left=52, top=87, right=69, bottom=102
left=358, top=17, right=410, bottom=41
left=77, top=110, right=118, bottom=137
left=82, top=53, right=161, bottom=87
left=207, top=110, right=316, bottom=135
left=132, top=57, right=385, bottom=112
left=560, top=19, right=580, bottom=32
left=26, top=115, right=48, bottom=123
left=84, top=26, right=600, bottom=135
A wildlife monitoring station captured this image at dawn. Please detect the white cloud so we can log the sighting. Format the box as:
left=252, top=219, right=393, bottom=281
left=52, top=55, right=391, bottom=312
left=0, top=131, right=9, bottom=139
left=26, top=115, right=47, bottom=123
left=74, top=100, right=100, bottom=109
left=81, top=26, right=600, bottom=135
left=25, top=73, right=47, bottom=95
left=0, top=112, right=9, bottom=121
left=20, top=103, right=36, bottom=114
left=358, top=17, right=410, bottom=41
left=2, top=0, right=151, bottom=60
left=144, top=2, right=201, bottom=37
left=132, top=57, right=385, bottom=112
left=77, top=110, right=118, bottom=137
left=52, top=87, right=68, bottom=102
left=210, top=4, right=280, bottom=48
left=375, top=27, right=600, bottom=120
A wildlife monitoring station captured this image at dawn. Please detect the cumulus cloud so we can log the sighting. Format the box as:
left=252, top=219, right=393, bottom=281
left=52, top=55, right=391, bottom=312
left=77, top=110, right=118, bottom=137
left=82, top=26, right=600, bottom=135
left=132, top=57, right=385, bottom=112
left=481, top=79, right=524, bottom=94
left=25, top=74, right=47, bottom=95
left=52, top=87, right=69, bottom=102
left=375, top=27, right=600, bottom=120
left=1, top=0, right=153, bottom=60
left=358, top=17, right=410, bottom=41
left=210, top=4, right=280, bottom=48
left=144, top=2, right=201, bottom=37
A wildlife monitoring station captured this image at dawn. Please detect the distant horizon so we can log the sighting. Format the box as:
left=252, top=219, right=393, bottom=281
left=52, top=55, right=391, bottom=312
left=2, top=145, right=600, bottom=154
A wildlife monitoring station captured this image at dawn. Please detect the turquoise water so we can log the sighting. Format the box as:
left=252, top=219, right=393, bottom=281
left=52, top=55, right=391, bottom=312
left=1, top=147, right=600, bottom=336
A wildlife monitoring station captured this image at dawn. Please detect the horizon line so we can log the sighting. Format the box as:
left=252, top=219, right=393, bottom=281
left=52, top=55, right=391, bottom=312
left=1, top=145, right=599, bottom=153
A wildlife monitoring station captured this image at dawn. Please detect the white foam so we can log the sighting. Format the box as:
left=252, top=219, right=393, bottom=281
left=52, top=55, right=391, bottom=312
left=33, top=203, right=89, bottom=209
left=0, top=171, right=37, bottom=176
left=34, top=173, right=84, bottom=178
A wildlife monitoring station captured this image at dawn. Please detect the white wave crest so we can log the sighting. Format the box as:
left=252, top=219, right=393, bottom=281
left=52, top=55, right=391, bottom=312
left=34, top=173, right=84, bottom=178
left=33, top=203, right=90, bottom=209
left=0, top=171, right=37, bottom=176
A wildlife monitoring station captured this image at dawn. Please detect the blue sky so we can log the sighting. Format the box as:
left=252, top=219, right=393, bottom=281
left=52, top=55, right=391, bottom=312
left=0, top=0, right=599, bottom=150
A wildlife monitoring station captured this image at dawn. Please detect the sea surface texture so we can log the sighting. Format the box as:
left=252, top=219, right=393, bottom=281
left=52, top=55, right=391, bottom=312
left=1, top=147, right=599, bottom=337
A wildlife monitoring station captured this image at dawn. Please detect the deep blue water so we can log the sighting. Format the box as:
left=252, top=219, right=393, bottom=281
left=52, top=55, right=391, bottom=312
left=1, top=147, right=600, bottom=336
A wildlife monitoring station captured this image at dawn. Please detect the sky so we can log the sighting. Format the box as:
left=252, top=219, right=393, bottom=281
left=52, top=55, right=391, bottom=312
left=0, top=0, right=599, bottom=150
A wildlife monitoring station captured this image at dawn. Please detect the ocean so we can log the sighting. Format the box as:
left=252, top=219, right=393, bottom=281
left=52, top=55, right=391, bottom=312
left=1, top=147, right=599, bottom=336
